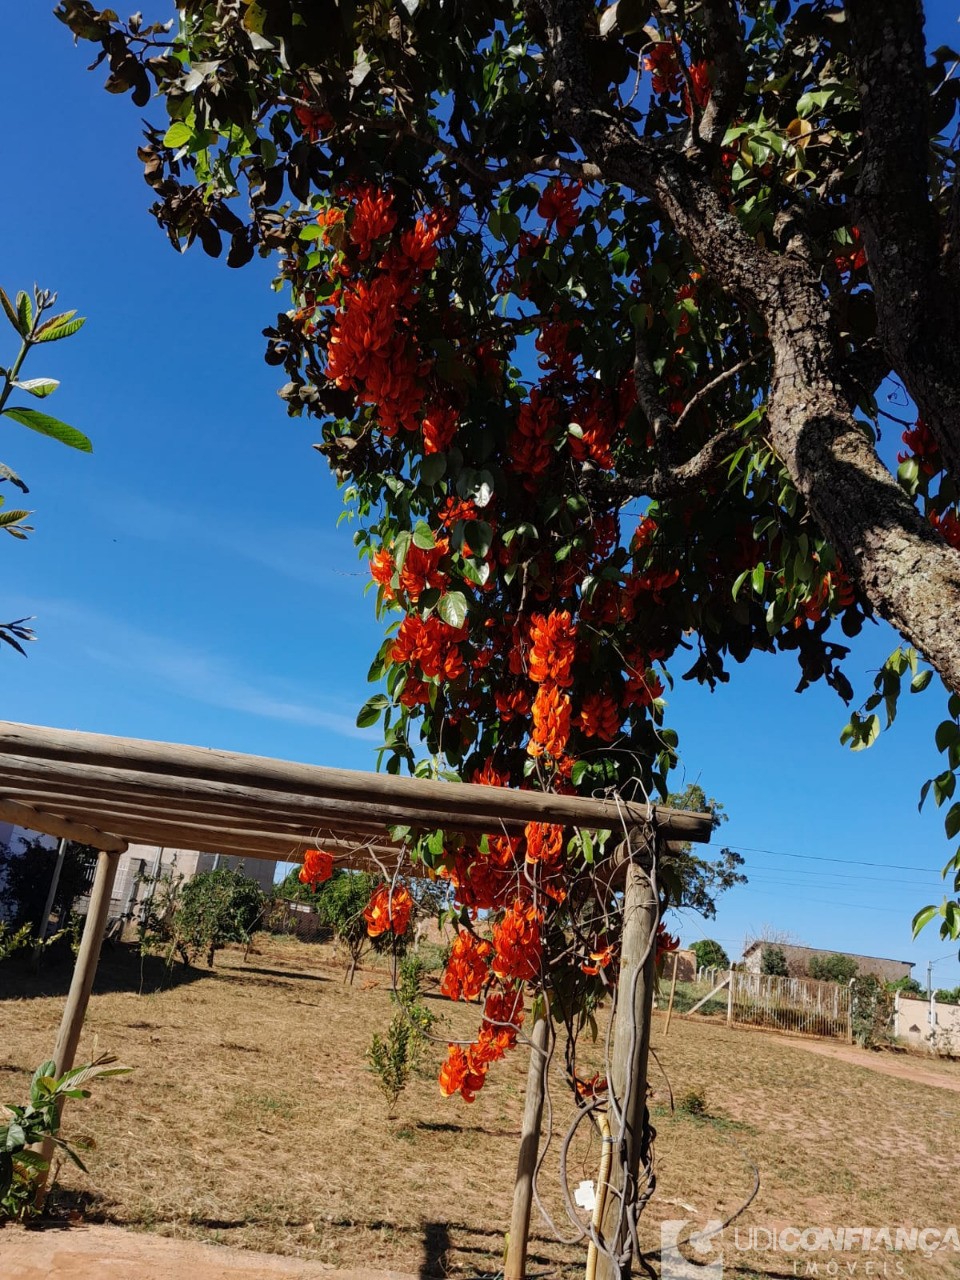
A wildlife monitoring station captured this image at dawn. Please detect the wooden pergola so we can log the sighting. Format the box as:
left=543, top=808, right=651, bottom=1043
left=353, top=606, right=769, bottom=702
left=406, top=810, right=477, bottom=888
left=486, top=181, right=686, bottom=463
left=0, top=720, right=712, bottom=1279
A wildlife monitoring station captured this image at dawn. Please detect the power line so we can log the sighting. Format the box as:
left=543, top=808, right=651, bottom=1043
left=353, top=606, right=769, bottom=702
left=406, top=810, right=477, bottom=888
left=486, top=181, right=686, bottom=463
left=726, top=843, right=944, bottom=874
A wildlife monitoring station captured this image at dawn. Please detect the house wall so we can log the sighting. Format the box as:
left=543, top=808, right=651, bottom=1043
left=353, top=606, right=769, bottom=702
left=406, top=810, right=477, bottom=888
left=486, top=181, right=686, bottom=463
left=895, top=994, right=960, bottom=1053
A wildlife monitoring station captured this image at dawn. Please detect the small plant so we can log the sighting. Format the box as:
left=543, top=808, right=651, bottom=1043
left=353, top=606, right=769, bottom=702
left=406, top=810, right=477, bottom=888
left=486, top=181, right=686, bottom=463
left=676, top=1087, right=707, bottom=1117
left=0, top=921, right=33, bottom=962
left=367, top=952, right=437, bottom=1116
left=809, top=953, right=859, bottom=984
left=850, top=974, right=894, bottom=1048
left=1, top=1054, right=130, bottom=1220
left=138, top=865, right=263, bottom=968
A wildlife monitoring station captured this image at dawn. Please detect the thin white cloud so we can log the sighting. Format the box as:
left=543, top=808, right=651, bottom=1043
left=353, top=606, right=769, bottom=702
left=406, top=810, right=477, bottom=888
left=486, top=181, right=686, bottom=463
left=31, top=599, right=373, bottom=740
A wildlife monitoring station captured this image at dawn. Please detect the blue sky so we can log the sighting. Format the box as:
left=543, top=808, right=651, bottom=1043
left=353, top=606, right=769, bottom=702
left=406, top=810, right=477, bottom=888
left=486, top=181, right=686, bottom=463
left=3, top=5, right=959, bottom=991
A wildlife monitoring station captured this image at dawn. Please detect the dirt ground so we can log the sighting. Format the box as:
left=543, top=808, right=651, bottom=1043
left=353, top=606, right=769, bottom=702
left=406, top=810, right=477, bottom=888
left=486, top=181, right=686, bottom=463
left=2, top=935, right=958, bottom=1279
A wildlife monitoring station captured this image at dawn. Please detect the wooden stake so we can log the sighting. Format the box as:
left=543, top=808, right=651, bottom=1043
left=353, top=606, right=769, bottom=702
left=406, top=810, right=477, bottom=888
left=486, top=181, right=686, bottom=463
left=504, top=1005, right=550, bottom=1280
left=663, top=948, right=680, bottom=1037
left=727, top=970, right=734, bottom=1026
left=596, top=850, right=658, bottom=1280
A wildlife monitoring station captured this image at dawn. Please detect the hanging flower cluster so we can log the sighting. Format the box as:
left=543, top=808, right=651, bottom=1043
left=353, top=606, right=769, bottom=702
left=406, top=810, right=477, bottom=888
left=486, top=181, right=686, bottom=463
left=363, top=883, right=414, bottom=937
left=299, top=848, right=334, bottom=887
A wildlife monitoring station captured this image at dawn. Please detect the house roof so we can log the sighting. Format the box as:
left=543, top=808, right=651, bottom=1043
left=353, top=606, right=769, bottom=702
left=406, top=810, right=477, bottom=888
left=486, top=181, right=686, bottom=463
left=742, top=940, right=914, bottom=969
left=0, top=720, right=712, bottom=872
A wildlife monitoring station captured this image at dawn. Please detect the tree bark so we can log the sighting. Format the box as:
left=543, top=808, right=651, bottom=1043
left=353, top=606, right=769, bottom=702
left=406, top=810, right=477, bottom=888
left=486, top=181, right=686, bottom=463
left=539, top=0, right=960, bottom=693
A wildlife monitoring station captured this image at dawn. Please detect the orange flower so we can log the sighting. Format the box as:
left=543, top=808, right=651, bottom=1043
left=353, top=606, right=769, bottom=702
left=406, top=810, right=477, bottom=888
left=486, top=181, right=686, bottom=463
left=398, top=538, right=449, bottom=601
left=578, top=691, right=622, bottom=742
left=422, top=403, right=459, bottom=455
left=363, top=883, right=414, bottom=937
left=348, top=185, right=398, bottom=259
left=438, top=1043, right=488, bottom=1102
left=369, top=545, right=396, bottom=599
left=644, top=42, right=681, bottom=95
left=527, top=610, right=577, bottom=686
left=655, top=923, right=680, bottom=962
left=390, top=613, right=466, bottom=681
left=524, top=821, right=564, bottom=866
left=581, top=943, right=614, bottom=976
left=440, top=930, right=493, bottom=1001
left=529, top=683, right=572, bottom=758
left=299, top=848, right=334, bottom=887
left=492, top=900, right=542, bottom=982
left=509, top=388, right=558, bottom=487
left=537, top=179, right=582, bottom=236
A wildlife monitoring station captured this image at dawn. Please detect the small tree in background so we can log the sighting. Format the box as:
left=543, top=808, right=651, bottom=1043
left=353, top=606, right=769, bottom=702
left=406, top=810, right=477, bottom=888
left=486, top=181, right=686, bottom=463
left=689, top=939, right=729, bottom=971
left=809, top=953, right=859, bottom=984
left=888, top=975, right=924, bottom=997
left=312, top=870, right=379, bottom=983
left=761, top=945, right=789, bottom=977
left=851, top=975, right=895, bottom=1049
left=168, top=866, right=264, bottom=968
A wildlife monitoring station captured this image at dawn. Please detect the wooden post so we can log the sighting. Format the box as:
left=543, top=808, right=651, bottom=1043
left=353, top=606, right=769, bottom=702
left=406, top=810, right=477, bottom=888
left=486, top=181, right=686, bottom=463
left=663, top=948, right=680, bottom=1037
left=504, top=1006, right=550, bottom=1280
left=726, top=970, right=734, bottom=1026
left=595, top=849, right=658, bottom=1280
left=34, top=847, right=120, bottom=1202
left=51, top=848, right=121, bottom=1076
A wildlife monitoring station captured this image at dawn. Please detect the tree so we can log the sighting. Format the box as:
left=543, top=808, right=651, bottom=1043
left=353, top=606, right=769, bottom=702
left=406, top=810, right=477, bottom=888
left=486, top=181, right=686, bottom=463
left=311, top=868, right=380, bottom=982
left=661, top=783, right=744, bottom=919
left=760, top=944, right=788, bottom=977
left=808, top=952, right=859, bottom=984
left=0, top=283, right=91, bottom=652
left=689, top=938, right=728, bottom=970
left=168, top=866, right=265, bottom=968
left=888, top=975, right=924, bottom=997
left=0, top=837, right=97, bottom=934
left=55, top=5, right=960, bottom=1263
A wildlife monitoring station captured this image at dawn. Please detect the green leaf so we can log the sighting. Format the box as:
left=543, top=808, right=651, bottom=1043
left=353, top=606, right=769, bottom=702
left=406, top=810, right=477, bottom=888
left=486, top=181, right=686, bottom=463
left=437, top=591, right=468, bottom=629
left=15, top=291, right=32, bottom=333
left=849, top=713, right=880, bottom=751
left=356, top=694, right=389, bottom=728
left=420, top=453, right=446, bottom=486
left=163, top=121, right=194, bottom=148
left=911, top=669, right=933, bottom=693
left=751, top=562, right=766, bottom=594
left=34, top=316, right=85, bottom=343
left=912, top=904, right=938, bottom=938
left=0, top=462, right=28, bottom=493
left=14, top=377, right=59, bottom=398
left=0, top=509, right=32, bottom=528
left=945, top=803, right=960, bottom=841
left=935, top=720, right=959, bottom=754
left=0, top=286, right=23, bottom=335
left=412, top=521, right=435, bottom=550
left=2, top=407, right=92, bottom=452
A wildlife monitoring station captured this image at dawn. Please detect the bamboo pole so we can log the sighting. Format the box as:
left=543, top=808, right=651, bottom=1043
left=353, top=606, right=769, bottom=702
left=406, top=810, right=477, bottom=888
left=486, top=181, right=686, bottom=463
left=663, top=948, right=680, bottom=1037
left=504, top=1006, right=550, bottom=1280
left=595, top=851, right=658, bottom=1280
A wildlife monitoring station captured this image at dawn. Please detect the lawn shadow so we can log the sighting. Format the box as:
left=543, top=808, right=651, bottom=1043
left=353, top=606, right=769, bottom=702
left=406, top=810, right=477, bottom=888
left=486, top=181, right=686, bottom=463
left=0, top=942, right=210, bottom=1001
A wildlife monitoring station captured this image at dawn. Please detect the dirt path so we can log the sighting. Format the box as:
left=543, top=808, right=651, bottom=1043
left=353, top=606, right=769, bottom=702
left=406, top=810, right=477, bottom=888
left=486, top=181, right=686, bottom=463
left=759, top=1031, right=960, bottom=1093
left=1, top=1223, right=419, bottom=1280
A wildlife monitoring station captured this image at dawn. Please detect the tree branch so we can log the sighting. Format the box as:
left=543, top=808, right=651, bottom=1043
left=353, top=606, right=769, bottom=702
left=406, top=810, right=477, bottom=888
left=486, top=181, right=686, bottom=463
left=846, top=0, right=960, bottom=477
left=582, top=427, right=739, bottom=502
left=696, top=0, right=746, bottom=148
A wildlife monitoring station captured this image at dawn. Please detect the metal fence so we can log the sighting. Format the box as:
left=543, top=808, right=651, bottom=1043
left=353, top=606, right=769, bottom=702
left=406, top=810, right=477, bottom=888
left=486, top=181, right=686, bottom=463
left=730, top=970, right=851, bottom=1040
left=678, top=969, right=852, bottom=1041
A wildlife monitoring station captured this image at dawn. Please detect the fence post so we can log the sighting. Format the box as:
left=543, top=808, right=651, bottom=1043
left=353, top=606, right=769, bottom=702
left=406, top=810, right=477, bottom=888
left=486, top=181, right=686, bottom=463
left=726, top=970, right=734, bottom=1026
left=504, top=1004, right=550, bottom=1280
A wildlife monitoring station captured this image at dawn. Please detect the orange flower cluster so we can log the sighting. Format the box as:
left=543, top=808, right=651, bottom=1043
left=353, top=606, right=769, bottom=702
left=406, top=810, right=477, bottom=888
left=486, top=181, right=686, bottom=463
left=390, top=613, right=466, bottom=681
left=369, top=544, right=396, bottom=600
left=524, top=821, right=564, bottom=866
left=529, top=684, right=572, bottom=758
left=899, top=418, right=940, bottom=476
left=363, top=883, right=413, bottom=937
left=655, top=923, right=680, bottom=962
left=644, top=41, right=682, bottom=95
left=492, top=900, right=542, bottom=982
left=834, top=226, right=867, bottom=276
left=495, top=687, right=531, bottom=722
left=298, top=848, right=334, bottom=887
left=528, top=610, right=576, bottom=686
left=438, top=984, right=526, bottom=1101
left=578, top=691, right=621, bottom=742
left=326, top=273, right=425, bottom=434
left=567, top=389, right=616, bottom=471
left=509, top=388, right=558, bottom=488
left=537, top=179, right=582, bottom=236
left=438, top=1044, right=488, bottom=1102
left=422, top=402, right=459, bottom=455
left=624, top=662, right=665, bottom=708
left=348, top=184, right=398, bottom=259
left=440, top=929, right=492, bottom=1001
left=399, top=538, right=449, bottom=601
left=581, top=942, right=615, bottom=976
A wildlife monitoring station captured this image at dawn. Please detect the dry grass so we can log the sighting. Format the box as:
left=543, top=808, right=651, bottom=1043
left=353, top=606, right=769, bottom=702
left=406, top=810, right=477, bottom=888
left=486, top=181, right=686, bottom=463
left=1, top=935, right=958, bottom=1278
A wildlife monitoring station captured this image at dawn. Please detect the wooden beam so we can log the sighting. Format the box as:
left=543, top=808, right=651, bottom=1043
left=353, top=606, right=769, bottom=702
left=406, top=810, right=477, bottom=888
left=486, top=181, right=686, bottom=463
left=0, top=797, right=127, bottom=853
left=0, top=722, right=714, bottom=841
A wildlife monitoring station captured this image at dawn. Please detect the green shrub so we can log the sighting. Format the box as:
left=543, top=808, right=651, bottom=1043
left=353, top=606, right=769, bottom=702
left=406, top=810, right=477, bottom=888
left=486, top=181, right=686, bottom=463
left=850, top=974, right=894, bottom=1048
left=809, top=953, right=859, bottom=984
left=760, top=945, right=788, bottom=976
left=690, top=939, right=729, bottom=970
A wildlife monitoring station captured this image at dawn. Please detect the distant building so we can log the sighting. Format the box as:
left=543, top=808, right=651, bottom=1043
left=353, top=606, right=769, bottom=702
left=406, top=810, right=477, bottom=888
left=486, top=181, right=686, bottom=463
left=742, top=940, right=913, bottom=984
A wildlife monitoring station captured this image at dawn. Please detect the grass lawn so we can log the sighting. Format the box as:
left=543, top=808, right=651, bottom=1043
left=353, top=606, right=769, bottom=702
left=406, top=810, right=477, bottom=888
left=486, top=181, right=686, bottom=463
left=1, top=934, right=958, bottom=1278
